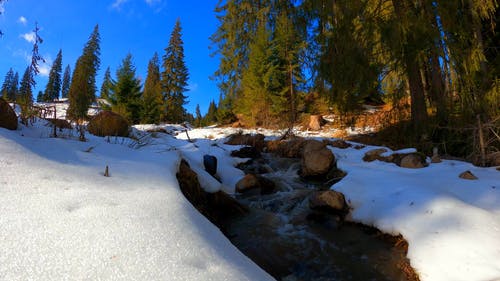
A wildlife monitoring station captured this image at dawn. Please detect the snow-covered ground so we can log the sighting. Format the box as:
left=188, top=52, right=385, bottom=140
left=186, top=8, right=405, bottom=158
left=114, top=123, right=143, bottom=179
left=0, top=122, right=272, bottom=281
left=1, top=116, right=499, bottom=281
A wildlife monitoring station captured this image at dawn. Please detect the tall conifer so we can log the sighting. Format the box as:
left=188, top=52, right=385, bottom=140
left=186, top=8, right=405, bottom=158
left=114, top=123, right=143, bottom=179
left=67, top=25, right=101, bottom=140
left=162, top=19, right=189, bottom=123
left=43, top=49, right=63, bottom=101
left=61, top=65, right=71, bottom=99
left=142, top=53, right=163, bottom=124
left=112, top=53, right=142, bottom=124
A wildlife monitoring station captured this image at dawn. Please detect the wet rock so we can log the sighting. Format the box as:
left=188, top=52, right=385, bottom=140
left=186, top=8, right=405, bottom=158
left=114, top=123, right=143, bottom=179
left=301, top=140, right=334, bottom=177
left=0, top=98, right=17, bottom=130
left=177, top=159, right=247, bottom=227
left=231, top=146, right=261, bottom=159
left=236, top=174, right=276, bottom=195
left=88, top=111, right=129, bottom=137
left=225, top=133, right=266, bottom=151
left=459, top=170, right=478, bottom=180
left=203, top=155, right=217, bottom=176
left=266, top=137, right=306, bottom=158
left=398, top=153, right=427, bottom=169
left=323, top=139, right=352, bottom=149
left=354, top=144, right=366, bottom=150
left=363, top=148, right=388, bottom=162
left=236, top=159, right=273, bottom=174
left=309, top=190, right=347, bottom=214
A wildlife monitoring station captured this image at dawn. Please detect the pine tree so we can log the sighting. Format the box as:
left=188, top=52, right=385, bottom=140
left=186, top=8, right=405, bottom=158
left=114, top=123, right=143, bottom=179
left=36, top=91, right=43, bottom=103
left=162, top=19, right=189, bottom=124
left=18, top=22, right=44, bottom=124
left=194, top=104, right=202, bottom=127
left=1, top=68, right=15, bottom=101
left=141, top=53, right=163, bottom=124
left=61, top=65, right=71, bottom=99
left=203, top=100, right=218, bottom=126
left=67, top=25, right=101, bottom=140
left=18, top=66, right=34, bottom=120
left=112, top=53, right=142, bottom=124
left=239, top=22, right=274, bottom=127
left=43, top=49, right=63, bottom=102
left=10, top=72, right=19, bottom=101
left=100, top=66, right=113, bottom=102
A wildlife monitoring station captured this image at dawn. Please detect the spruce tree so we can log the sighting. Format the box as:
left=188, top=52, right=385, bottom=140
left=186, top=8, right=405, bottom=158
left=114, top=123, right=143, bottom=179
left=61, top=65, right=71, bottom=99
left=36, top=91, right=43, bottom=103
left=112, top=53, right=142, bottom=124
left=194, top=104, right=202, bottom=127
left=1, top=68, right=15, bottom=101
left=162, top=19, right=189, bottom=124
left=43, top=49, right=63, bottom=102
left=141, top=53, right=163, bottom=124
left=67, top=25, right=101, bottom=140
left=203, top=100, right=218, bottom=126
left=10, top=71, right=19, bottom=101
left=100, top=66, right=113, bottom=102
left=18, top=66, right=34, bottom=120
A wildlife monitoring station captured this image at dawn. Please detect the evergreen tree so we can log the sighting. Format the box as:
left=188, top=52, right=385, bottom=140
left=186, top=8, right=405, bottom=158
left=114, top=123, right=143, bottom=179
left=36, top=91, right=43, bottom=103
left=162, top=19, right=189, bottom=123
left=238, top=22, right=274, bottom=127
left=61, top=65, right=71, bottom=99
left=141, top=53, right=163, bottom=124
left=203, top=100, right=218, bottom=126
left=194, top=104, right=202, bottom=127
left=111, top=53, right=142, bottom=124
left=1, top=68, right=15, bottom=101
left=100, top=66, right=113, bottom=102
left=18, top=22, right=44, bottom=124
left=43, top=49, right=63, bottom=102
left=10, top=71, right=19, bottom=101
left=67, top=25, right=101, bottom=140
left=18, top=66, right=34, bottom=119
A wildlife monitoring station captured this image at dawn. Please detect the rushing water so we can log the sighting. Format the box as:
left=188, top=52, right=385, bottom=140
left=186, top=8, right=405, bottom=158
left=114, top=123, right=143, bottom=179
left=223, top=155, right=413, bottom=281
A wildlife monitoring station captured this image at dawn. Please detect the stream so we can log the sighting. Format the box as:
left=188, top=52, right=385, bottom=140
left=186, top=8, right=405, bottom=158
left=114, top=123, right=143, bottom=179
left=222, top=154, right=414, bottom=281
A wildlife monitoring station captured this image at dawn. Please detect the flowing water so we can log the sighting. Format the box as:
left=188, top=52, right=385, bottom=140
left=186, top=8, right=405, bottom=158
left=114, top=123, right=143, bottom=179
left=223, top=155, right=414, bottom=281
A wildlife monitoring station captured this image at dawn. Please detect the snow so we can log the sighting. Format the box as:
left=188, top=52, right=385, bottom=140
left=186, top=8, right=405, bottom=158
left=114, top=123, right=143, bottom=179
left=331, top=144, right=500, bottom=281
left=1, top=113, right=500, bottom=281
left=0, top=122, right=273, bottom=281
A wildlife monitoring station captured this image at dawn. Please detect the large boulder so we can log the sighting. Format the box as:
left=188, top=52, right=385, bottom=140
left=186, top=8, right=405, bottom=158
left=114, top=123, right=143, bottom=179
left=266, top=137, right=306, bottom=158
left=225, top=133, right=266, bottom=151
left=88, top=111, right=129, bottom=137
left=235, top=174, right=276, bottom=195
left=363, top=148, right=388, bottom=162
left=392, top=152, right=428, bottom=169
left=301, top=140, right=335, bottom=177
left=309, top=190, right=348, bottom=214
left=0, top=98, right=17, bottom=130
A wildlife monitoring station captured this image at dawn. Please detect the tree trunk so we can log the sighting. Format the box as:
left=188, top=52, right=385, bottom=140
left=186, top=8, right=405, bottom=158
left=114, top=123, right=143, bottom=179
left=392, top=0, right=428, bottom=132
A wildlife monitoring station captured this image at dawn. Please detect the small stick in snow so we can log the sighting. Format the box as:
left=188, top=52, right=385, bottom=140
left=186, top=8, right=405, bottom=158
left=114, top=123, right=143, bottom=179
left=104, top=165, right=110, bottom=177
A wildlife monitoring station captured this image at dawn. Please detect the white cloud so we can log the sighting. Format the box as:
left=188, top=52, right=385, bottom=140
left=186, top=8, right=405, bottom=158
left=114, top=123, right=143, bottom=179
left=18, top=16, right=27, bottom=25
left=111, top=0, right=128, bottom=10
left=20, top=32, right=36, bottom=43
left=0, top=3, right=5, bottom=14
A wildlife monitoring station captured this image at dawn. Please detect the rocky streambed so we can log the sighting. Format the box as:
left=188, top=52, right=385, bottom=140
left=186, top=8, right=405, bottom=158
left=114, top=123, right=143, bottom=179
left=177, top=135, right=419, bottom=281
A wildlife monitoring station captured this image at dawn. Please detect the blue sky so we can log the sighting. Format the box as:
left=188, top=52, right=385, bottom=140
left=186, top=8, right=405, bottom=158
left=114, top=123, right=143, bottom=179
left=0, top=0, right=221, bottom=114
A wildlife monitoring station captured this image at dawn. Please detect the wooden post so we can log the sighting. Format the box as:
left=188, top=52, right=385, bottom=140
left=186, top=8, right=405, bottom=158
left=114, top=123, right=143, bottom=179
left=104, top=165, right=109, bottom=177
left=477, top=115, right=486, bottom=167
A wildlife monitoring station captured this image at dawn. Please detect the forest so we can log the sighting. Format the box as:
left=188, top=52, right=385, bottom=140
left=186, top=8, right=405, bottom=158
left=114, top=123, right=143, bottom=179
left=1, top=0, right=500, bottom=164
